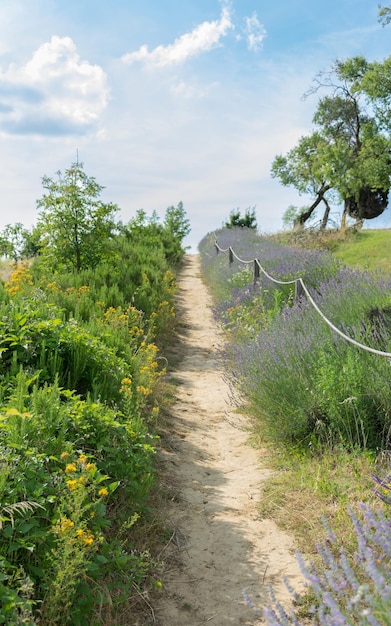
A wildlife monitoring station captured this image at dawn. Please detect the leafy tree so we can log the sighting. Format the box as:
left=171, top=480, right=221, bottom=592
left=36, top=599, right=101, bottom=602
left=379, top=4, right=391, bottom=25
left=36, top=161, right=119, bottom=272
left=272, top=56, right=391, bottom=228
left=359, top=56, right=391, bottom=129
left=0, top=223, right=31, bottom=261
left=282, top=204, right=318, bottom=229
left=164, top=201, right=191, bottom=245
left=271, top=133, right=334, bottom=228
left=225, top=207, right=257, bottom=229
left=21, top=225, right=43, bottom=258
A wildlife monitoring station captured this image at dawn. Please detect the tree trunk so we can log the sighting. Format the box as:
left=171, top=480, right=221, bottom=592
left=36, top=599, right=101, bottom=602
left=298, top=183, right=332, bottom=225
left=341, top=204, right=348, bottom=231
left=320, top=197, right=331, bottom=230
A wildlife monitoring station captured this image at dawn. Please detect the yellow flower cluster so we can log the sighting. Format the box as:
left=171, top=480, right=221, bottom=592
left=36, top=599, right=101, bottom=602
left=136, top=385, right=152, bottom=397
left=120, top=376, right=133, bottom=396
left=54, top=517, right=103, bottom=547
left=5, top=262, right=34, bottom=296
left=76, top=528, right=95, bottom=546
left=103, top=305, right=144, bottom=335
left=61, top=452, right=107, bottom=496
left=58, top=517, right=75, bottom=533
left=65, top=463, right=77, bottom=474
left=45, top=281, right=59, bottom=292
left=163, top=270, right=177, bottom=294
left=64, top=285, right=90, bottom=296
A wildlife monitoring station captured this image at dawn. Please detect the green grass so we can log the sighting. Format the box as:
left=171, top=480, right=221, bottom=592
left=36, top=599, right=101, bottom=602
left=332, top=229, right=391, bottom=274
left=275, top=227, right=391, bottom=275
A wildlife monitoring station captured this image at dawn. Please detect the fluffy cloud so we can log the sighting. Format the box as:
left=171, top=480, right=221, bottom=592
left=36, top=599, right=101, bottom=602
left=0, top=36, right=109, bottom=136
left=243, top=13, right=266, bottom=52
left=122, top=6, right=234, bottom=68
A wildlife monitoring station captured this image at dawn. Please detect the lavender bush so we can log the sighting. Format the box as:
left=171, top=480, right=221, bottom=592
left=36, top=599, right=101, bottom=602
left=261, top=504, right=391, bottom=625
left=199, top=228, right=391, bottom=449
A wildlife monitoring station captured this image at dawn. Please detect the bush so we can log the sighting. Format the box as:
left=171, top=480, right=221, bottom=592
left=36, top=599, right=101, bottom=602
left=260, top=504, right=391, bottom=625
left=200, top=228, right=391, bottom=451
left=0, top=212, right=183, bottom=624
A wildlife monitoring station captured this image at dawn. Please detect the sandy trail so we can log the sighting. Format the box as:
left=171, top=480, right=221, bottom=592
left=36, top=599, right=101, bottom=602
left=155, top=255, right=302, bottom=626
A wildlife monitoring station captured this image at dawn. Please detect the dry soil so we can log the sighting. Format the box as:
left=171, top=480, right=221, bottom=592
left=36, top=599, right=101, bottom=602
left=154, top=255, right=303, bottom=626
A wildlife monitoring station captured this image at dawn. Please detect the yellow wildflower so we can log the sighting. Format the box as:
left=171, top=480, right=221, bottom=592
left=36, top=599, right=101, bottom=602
left=59, top=517, right=75, bottom=533
left=98, top=487, right=109, bottom=497
left=76, top=529, right=94, bottom=546
left=136, top=385, right=151, bottom=396
left=66, top=479, right=78, bottom=491
left=65, top=463, right=77, bottom=474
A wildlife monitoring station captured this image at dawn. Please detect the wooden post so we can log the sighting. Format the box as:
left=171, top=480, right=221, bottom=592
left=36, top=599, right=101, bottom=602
left=253, top=259, right=260, bottom=290
left=295, top=280, right=306, bottom=301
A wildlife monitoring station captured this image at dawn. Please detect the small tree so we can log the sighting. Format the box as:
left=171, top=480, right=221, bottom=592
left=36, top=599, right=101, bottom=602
left=36, top=161, right=119, bottom=272
left=0, top=223, right=31, bottom=262
left=164, top=201, right=191, bottom=245
left=225, top=207, right=257, bottom=229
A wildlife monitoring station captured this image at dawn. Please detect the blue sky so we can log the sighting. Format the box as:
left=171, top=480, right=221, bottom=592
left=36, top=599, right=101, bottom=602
left=0, top=1, right=389, bottom=251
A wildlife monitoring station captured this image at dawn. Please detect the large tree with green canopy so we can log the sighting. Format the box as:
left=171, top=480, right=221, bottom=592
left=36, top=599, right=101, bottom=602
left=271, top=56, right=391, bottom=228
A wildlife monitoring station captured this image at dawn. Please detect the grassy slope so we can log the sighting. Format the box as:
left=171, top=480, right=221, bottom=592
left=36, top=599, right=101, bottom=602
left=332, top=229, right=391, bottom=274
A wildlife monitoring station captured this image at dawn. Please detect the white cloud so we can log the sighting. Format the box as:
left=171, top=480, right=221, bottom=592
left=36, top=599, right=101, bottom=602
left=122, top=6, right=234, bottom=68
left=0, top=36, right=109, bottom=135
left=243, top=12, right=266, bottom=52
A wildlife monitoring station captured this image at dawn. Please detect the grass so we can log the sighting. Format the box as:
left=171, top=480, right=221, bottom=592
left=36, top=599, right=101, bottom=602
left=265, top=227, right=391, bottom=541
left=274, top=227, right=391, bottom=275
left=332, top=229, right=391, bottom=274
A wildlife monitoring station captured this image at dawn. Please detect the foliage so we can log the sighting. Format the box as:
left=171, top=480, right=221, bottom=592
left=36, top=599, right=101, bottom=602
left=378, top=4, right=391, bottom=26
left=224, top=207, right=257, bottom=229
left=0, top=223, right=32, bottom=262
left=163, top=201, right=191, bottom=255
left=201, top=226, right=391, bottom=626
left=200, top=228, right=391, bottom=451
left=0, top=209, right=183, bottom=624
left=36, top=160, right=120, bottom=273
left=271, top=56, right=391, bottom=227
left=282, top=204, right=315, bottom=229
left=260, top=504, right=391, bottom=625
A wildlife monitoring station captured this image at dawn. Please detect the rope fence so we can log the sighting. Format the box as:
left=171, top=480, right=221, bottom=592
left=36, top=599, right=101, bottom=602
left=213, top=234, right=391, bottom=359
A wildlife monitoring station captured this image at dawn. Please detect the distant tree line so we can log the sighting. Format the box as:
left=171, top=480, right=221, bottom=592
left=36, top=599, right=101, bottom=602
left=224, top=207, right=257, bottom=229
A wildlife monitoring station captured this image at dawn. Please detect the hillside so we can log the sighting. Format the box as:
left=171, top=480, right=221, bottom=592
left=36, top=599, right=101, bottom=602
left=274, top=227, right=391, bottom=274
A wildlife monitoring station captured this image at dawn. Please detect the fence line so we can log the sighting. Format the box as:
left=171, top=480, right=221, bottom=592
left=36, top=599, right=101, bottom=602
left=213, top=234, right=391, bottom=359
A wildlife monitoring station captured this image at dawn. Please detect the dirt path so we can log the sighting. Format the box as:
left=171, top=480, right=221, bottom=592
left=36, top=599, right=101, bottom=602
left=155, top=255, right=302, bottom=626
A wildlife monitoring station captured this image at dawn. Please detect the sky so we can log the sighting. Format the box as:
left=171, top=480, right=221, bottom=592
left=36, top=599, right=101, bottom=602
left=0, top=1, right=390, bottom=252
